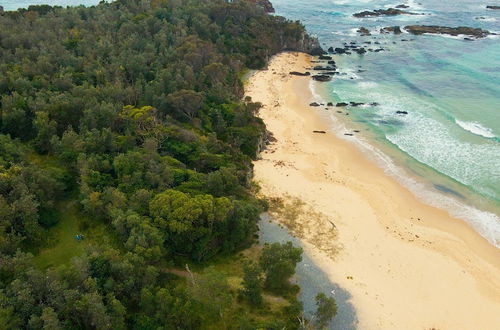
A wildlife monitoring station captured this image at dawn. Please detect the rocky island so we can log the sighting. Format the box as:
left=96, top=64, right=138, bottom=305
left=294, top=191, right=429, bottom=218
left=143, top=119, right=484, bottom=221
left=353, top=8, right=420, bottom=18
left=404, top=25, right=493, bottom=38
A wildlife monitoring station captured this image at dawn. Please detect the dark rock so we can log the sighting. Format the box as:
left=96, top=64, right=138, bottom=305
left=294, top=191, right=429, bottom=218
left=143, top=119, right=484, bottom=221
left=336, top=102, right=348, bottom=107
left=327, top=102, right=334, bottom=106
left=313, top=66, right=336, bottom=71
left=486, top=5, right=500, bottom=10
left=328, top=46, right=335, bottom=53
left=357, top=27, right=371, bottom=36
left=396, top=110, right=408, bottom=115
left=396, top=4, right=409, bottom=9
left=312, top=75, right=332, bottom=82
left=370, top=102, right=380, bottom=106
left=350, top=102, right=365, bottom=107
left=324, top=71, right=337, bottom=75
left=355, top=48, right=367, bottom=55
left=404, top=25, right=492, bottom=38
left=313, top=130, right=326, bottom=134
left=353, top=130, right=360, bottom=133
left=380, top=26, right=402, bottom=34
left=353, top=8, right=420, bottom=18
left=327, top=60, right=336, bottom=65
left=310, top=102, right=320, bottom=107
left=464, top=37, right=474, bottom=41
left=374, top=48, right=384, bottom=52
left=319, top=55, right=333, bottom=60
left=290, top=71, right=311, bottom=76
left=344, top=133, right=354, bottom=136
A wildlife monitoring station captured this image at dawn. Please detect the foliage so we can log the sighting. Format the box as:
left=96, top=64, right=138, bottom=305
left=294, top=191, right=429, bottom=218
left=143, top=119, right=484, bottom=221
left=0, top=0, right=312, bottom=328
left=314, top=292, right=337, bottom=329
left=260, top=242, right=303, bottom=293
left=241, top=261, right=263, bottom=305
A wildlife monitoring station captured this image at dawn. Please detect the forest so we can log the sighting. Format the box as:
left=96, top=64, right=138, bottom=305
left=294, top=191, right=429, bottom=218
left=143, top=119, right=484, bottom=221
left=0, top=0, right=334, bottom=328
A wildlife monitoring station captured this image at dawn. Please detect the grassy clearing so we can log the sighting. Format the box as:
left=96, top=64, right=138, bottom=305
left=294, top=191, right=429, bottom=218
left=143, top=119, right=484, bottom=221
left=33, top=199, right=117, bottom=269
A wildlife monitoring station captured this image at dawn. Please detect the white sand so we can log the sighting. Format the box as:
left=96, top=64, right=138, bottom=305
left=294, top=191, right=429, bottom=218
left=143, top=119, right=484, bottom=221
left=247, top=52, right=500, bottom=329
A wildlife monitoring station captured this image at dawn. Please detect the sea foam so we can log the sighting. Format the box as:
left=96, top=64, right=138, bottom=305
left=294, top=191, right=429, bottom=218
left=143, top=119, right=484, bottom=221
left=455, top=119, right=496, bottom=138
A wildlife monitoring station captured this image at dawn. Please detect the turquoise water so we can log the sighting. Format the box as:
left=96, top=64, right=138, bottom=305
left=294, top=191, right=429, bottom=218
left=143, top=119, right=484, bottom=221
left=272, top=0, right=500, bottom=247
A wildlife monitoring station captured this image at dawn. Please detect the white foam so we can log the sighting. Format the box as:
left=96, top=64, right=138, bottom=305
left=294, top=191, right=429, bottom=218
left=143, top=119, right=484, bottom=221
left=307, top=81, right=500, bottom=248
left=456, top=120, right=496, bottom=138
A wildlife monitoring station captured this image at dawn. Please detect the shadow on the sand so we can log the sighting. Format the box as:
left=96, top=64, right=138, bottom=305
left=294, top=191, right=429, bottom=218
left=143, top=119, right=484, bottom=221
left=259, top=213, right=358, bottom=330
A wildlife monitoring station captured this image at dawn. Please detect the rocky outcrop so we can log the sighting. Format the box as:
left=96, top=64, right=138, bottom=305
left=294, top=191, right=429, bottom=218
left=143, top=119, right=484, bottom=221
left=486, top=5, right=500, bottom=10
left=245, top=0, right=275, bottom=13
left=357, top=27, right=371, bottom=36
left=312, top=75, right=332, bottom=82
left=380, top=26, right=402, bottom=34
left=354, top=8, right=419, bottom=18
left=404, top=25, right=493, bottom=38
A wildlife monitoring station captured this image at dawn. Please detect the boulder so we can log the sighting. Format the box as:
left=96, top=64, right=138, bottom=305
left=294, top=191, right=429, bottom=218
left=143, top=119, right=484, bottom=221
left=486, top=5, right=500, bottom=10
left=290, top=71, right=311, bottom=76
left=313, top=66, right=336, bottom=71
left=350, top=102, right=365, bottom=107
left=380, top=26, right=402, bottom=34
left=319, top=55, right=333, bottom=60
left=355, top=48, right=367, bottom=55
left=336, top=102, right=348, bottom=107
left=396, top=110, right=408, bottom=115
left=327, top=102, right=334, bottom=106
left=357, top=27, right=371, bottom=36
left=396, top=4, right=409, bottom=8
left=328, top=46, right=335, bottom=53
left=310, top=102, right=320, bottom=107
left=312, top=75, right=332, bottom=82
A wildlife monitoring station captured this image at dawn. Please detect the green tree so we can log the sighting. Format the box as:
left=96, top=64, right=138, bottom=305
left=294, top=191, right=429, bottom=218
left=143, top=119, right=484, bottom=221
left=241, top=262, right=263, bottom=306
left=314, top=293, right=337, bottom=329
left=260, top=242, right=302, bottom=293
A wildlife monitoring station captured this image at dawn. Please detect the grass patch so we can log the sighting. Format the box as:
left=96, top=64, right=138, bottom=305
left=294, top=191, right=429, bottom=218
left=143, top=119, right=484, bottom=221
left=33, top=199, right=117, bottom=269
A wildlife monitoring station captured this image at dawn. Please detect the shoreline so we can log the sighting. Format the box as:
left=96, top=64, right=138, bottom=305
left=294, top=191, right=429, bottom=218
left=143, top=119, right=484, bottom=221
left=247, top=52, right=500, bottom=329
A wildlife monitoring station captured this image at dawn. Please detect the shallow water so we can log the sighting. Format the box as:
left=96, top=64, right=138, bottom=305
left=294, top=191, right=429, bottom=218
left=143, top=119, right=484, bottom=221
left=259, top=214, right=358, bottom=330
left=272, top=0, right=500, bottom=247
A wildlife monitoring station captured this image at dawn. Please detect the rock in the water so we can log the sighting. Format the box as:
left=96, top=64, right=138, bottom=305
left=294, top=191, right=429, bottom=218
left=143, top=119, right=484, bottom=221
left=355, top=48, right=367, bottom=55
left=350, top=102, right=365, bottom=107
left=328, top=46, right=335, bottom=53
left=396, top=4, right=409, bottom=9
left=336, top=102, right=348, bottom=107
left=353, top=8, right=419, bottom=18
left=310, top=102, right=320, bottom=107
left=380, top=26, right=402, bottom=34
left=396, top=110, right=408, bottom=115
left=327, top=102, right=334, bottom=106
left=312, top=75, right=332, bottom=82
left=357, top=27, right=371, bottom=36
left=327, top=60, right=336, bottom=65
left=290, top=71, right=311, bottom=76
left=486, top=5, right=500, bottom=10
left=313, top=66, right=336, bottom=71
left=319, top=55, right=333, bottom=60
left=404, top=25, right=492, bottom=38
left=370, top=102, right=380, bottom=106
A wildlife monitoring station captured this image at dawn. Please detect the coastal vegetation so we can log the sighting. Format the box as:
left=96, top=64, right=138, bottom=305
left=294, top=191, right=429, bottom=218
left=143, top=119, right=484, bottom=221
left=0, top=0, right=332, bottom=328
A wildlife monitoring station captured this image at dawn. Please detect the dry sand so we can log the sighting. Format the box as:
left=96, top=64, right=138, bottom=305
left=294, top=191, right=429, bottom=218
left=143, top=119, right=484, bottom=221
left=247, top=52, right=500, bottom=329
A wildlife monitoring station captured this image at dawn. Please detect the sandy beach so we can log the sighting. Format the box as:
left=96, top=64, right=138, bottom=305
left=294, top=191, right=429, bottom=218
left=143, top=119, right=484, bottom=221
left=247, top=52, right=500, bottom=329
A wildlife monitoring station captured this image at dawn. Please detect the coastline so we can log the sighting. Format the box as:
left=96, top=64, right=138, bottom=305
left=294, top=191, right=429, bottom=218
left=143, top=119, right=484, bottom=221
left=247, top=52, right=500, bottom=329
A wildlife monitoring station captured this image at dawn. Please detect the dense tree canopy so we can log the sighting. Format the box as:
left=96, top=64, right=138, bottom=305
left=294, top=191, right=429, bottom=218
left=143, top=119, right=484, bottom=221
left=0, top=0, right=315, bottom=328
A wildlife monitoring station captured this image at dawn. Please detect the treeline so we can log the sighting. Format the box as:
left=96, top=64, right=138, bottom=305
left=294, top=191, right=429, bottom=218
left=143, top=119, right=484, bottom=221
left=0, top=0, right=329, bottom=328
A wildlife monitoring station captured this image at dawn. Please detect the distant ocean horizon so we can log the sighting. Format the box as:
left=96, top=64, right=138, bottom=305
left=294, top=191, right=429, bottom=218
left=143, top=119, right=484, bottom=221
left=1, top=0, right=100, bottom=11
left=2, top=0, right=499, bottom=247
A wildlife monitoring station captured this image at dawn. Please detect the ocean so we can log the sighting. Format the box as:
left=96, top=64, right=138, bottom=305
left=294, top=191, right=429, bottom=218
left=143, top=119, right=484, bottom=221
left=270, top=0, right=500, bottom=247
left=2, top=0, right=499, bottom=247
